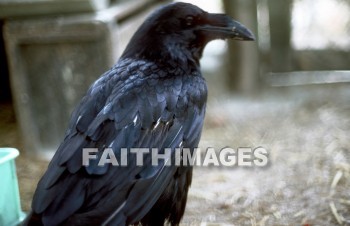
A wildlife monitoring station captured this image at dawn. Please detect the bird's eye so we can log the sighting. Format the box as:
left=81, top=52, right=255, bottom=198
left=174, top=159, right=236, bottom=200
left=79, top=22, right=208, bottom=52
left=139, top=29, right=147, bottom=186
left=185, top=16, right=194, bottom=26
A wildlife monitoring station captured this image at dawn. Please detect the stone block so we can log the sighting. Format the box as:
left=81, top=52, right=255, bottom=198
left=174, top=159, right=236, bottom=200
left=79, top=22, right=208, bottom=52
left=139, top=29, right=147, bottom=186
left=3, top=1, right=161, bottom=158
left=0, top=0, right=110, bottom=18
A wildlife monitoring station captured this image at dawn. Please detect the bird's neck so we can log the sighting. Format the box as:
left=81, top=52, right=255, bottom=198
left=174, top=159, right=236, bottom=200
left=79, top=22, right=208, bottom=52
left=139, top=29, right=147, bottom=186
left=163, top=40, right=201, bottom=66
left=121, top=38, right=202, bottom=71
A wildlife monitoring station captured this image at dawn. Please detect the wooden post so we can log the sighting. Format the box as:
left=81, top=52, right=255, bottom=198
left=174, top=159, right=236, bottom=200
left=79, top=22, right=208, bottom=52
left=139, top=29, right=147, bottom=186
left=223, top=0, right=259, bottom=93
left=267, top=0, right=292, bottom=72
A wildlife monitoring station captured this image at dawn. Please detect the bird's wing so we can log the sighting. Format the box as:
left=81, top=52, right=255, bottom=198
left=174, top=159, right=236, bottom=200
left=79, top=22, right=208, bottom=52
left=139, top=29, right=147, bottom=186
left=31, top=61, right=207, bottom=226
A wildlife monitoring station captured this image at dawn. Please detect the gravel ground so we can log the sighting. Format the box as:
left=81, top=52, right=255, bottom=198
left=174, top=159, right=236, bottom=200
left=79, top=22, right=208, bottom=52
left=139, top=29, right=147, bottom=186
left=1, top=83, right=350, bottom=226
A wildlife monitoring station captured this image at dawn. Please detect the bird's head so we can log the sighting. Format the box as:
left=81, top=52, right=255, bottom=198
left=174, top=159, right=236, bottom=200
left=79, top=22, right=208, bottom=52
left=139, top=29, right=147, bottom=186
left=121, top=2, right=255, bottom=66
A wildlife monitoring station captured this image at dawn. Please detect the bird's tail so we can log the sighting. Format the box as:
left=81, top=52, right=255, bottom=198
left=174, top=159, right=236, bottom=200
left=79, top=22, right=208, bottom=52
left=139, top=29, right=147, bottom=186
left=21, top=211, right=43, bottom=226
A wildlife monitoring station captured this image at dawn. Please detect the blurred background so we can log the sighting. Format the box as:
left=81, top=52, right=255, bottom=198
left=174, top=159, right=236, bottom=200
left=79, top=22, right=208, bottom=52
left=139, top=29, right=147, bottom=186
left=0, top=0, right=350, bottom=225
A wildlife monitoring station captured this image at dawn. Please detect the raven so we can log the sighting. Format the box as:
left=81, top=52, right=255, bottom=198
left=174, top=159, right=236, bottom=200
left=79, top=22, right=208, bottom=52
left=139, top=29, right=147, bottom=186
left=24, top=2, right=254, bottom=226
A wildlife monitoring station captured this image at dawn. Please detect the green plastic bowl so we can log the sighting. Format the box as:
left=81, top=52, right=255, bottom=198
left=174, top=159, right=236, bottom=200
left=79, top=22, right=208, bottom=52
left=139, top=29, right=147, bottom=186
left=0, top=148, right=25, bottom=226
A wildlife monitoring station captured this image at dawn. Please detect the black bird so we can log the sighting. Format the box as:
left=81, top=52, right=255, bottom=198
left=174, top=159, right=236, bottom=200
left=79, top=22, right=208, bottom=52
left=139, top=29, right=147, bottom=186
left=24, top=2, right=254, bottom=226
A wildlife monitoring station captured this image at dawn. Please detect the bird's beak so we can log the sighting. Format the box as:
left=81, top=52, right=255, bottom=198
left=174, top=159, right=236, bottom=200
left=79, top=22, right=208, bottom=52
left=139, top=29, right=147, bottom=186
left=200, top=13, right=255, bottom=41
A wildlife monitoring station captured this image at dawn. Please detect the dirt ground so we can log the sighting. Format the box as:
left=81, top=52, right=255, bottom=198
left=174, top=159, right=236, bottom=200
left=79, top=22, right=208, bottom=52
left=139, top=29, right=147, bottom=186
left=183, top=85, right=350, bottom=226
left=1, top=83, right=350, bottom=226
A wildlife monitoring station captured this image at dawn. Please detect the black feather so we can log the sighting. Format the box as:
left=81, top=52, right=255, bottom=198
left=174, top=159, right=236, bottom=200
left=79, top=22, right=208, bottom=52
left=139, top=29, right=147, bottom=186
left=24, top=2, right=254, bottom=226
